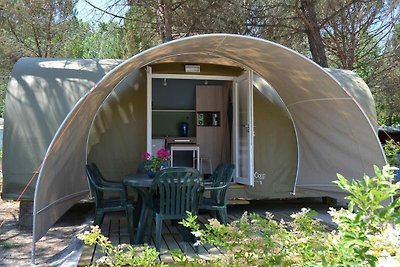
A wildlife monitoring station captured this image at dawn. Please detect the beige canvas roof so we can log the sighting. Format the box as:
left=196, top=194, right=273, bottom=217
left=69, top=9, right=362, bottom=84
left=1, top=34, right=386, bottom=261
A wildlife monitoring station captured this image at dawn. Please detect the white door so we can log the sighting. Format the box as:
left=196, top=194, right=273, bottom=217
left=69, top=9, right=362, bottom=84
left=233, top=71, right=254, bottom=186
left=146, top=66, right=152, bottom=153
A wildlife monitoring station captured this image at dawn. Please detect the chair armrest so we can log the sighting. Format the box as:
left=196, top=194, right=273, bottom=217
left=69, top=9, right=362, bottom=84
left=204, top=183, right=231, bottom=192
left=100, top=180, right=124, bottom=188
left=91, top=182, right=124, bottom=193
left=100, top=177, right=123, bottom=186
left=203, top=177, right=213, bottom=184
left=91, top=182, right=129, bottom=202
left=204, top=181, right=213, bottom=187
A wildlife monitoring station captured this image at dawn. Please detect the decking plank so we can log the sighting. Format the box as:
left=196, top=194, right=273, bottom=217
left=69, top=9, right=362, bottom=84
left=165, top=221, right=197, bottom=256
left=86, top=218, right=112, bottom=265
left=196, top=214, right=225, bottom=256
left=156, top=221, right=177, bottom=263
left=77, top=244, right=96, bottom=266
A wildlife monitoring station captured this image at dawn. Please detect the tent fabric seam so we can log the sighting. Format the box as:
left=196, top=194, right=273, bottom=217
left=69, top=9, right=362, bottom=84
left=36, top=190, right=89, bottom=215
left=322, top=68, right=386, bottom=162
left=287, top=97, right=353, bottom=107
left=213, top=36, right=227, bottom=53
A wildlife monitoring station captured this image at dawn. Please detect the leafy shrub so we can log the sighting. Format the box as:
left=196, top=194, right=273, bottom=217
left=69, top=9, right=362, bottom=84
left=326, top=165, right=400, bottom=266
left=78, top=165, right=400, bottom=266
left=77, top=225, right=161, bottom=267
left=181, top=209, right=328, bottom=266
left=384, top=139, right=400, bottom=166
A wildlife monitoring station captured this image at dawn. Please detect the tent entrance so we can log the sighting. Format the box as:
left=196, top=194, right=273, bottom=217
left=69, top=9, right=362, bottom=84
left=147, top=67, right=254, bottom=184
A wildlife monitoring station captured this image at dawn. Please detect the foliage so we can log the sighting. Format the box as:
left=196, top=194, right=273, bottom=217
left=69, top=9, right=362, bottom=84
left=0, top=76, right=7, bottom=117
left=142, top=148, right=171, bottom=173
left=328, top=165, right=400, bottom=266
left=0, top=0, right=78, bottom=117
left=58, top=20, right=91, bottom=58
left=81, top=22, right=128, bottom=59
left=181, top=209, right=327, bottom=266
left=0, top=0, right=77, bottom=58
left=123, top=5, right=161, bottom=54
left=77, top=225, right=162, bottom=267
left=384, top=139, right=400, bottom=166
left=371, top=22, right=400, bottom=126
left=59, top=20, right=129, bottom=59
left=323, top=0, right=396, bottom=70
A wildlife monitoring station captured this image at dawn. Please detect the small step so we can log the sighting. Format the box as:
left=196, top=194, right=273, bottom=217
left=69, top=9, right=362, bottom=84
left=229, top=183, right=246, bottom=189
left=228, top=199, right=250, bottom=205
left=228, top=183, right=249, bottom=203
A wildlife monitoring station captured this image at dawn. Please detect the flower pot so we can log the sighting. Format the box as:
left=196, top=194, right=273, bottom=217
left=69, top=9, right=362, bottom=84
left=146, top=170, right=156, bottom=178
left=160, top=162, right=169, bottom=170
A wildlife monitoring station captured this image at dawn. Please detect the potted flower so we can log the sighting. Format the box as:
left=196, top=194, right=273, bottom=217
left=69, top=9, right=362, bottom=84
left=142, top=148, right=171, bottom=177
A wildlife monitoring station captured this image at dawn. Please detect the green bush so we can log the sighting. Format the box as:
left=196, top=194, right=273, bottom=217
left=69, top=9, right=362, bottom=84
left=78, top=165, right=400, bottom=266
left=384, top=139, right=400, bottom=166
left=327, top=165, right=400, bottom=266
left=77, top=225, right=161, bottom=267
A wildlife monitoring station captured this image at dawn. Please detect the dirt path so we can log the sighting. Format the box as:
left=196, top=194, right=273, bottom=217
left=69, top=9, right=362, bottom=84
left=0, top=199, right=94, bottom=266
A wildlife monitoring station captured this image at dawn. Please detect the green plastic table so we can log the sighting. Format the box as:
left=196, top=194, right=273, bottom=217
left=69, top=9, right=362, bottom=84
left=123, top=174, right=153, bottom=244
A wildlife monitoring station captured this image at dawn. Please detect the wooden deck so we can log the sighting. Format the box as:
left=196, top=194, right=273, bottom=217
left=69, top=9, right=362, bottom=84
left=78, top=198, right=338, bottom=266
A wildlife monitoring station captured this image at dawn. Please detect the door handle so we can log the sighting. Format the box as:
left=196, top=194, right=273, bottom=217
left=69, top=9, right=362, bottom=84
left=242, top=124, right=250, bottom=133
left=242, top=124, right=255, bottom=135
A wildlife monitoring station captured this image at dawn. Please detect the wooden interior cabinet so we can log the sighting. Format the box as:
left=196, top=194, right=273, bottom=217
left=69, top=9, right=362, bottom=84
left=196, top=85, right=227, bottom=173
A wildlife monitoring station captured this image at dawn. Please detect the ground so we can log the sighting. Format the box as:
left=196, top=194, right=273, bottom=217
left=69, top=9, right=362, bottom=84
left=0, top=197, right=94, bottom=266
left=0, top=141, right=93, bottom=267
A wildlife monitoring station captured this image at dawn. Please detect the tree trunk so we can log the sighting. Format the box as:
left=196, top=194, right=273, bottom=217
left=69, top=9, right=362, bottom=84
left=299, top=0, right=328, bottom=67
left=158, top=0, right=173, bottom=42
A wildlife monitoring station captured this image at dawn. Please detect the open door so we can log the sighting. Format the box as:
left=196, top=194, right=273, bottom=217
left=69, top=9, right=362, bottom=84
left=146, top=66, right=152, bottom=153
left=233, top=71, right=254, bottom=186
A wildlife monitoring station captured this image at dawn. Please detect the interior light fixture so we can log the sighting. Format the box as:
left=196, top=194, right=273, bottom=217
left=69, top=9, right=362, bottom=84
left=163, top=78, right=167, bottom=86
left=204, top=80, right=208, bottom=85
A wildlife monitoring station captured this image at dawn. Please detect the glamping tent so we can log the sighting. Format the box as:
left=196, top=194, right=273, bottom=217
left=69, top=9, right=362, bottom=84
left=2, top=34, right=386, bottom=256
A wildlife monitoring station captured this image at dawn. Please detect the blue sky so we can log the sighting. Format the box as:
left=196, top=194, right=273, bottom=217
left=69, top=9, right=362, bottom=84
left=75, top=0, right=128, bottom=24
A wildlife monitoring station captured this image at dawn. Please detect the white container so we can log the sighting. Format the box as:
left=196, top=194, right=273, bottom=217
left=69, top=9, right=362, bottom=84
left=151, top=138, right=165, bottom=156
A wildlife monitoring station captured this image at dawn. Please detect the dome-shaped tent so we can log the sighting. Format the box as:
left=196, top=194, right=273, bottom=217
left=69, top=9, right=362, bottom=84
left=2, top=34, right=385, bottom=257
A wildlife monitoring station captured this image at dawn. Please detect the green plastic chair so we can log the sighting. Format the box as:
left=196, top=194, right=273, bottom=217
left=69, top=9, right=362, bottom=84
left=204, top=163, right=227, bottom=186
left=148, top=167, right=203, bottom=251
left=199, top=163, right=235, bottom=225
left=90, top=163, right=124, bottom=187
left=85, top=165, right=136, bottom=244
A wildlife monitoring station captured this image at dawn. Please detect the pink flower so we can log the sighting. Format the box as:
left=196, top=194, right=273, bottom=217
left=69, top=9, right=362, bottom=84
left=142, top=149, right=170, bottom=173
left=157, top=148, right=171, bottom=161
left=142, top=152, right=151, bottom=160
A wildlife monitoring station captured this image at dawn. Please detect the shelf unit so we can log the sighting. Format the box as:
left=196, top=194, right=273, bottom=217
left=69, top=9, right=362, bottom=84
left=196, top=85, right=226, bottom=173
